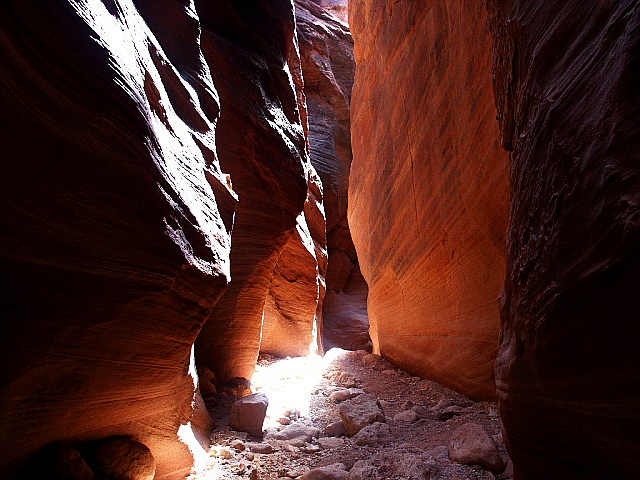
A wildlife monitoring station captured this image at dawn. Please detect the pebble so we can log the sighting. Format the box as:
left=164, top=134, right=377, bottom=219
left=393, top=409, right=420, bottom=422
left=249, top=443, right=274, bottom=454
left=231, top=439, right=246, bottom=451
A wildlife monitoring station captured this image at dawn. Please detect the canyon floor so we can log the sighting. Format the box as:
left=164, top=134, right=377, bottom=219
left=192, top=349, right=512, bottom=480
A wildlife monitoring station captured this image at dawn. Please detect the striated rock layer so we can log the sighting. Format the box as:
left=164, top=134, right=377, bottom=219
left=194, top=0, right=313, bottom=381
left=0, top=1, right=235, bottom=477
left=348, top=0, right=510, bottom=400
left=296, top=0, right=371, bottom=352
left=488, top=1, right=640, bottom=478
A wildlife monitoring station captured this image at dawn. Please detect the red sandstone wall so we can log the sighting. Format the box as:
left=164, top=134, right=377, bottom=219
left=296, top=0, right=371, bottom=352
left=348, top=0, right=510, bottom=400
left=0, top=1, right=234, bottom=477
left=488, top=1, right=640, bottom=478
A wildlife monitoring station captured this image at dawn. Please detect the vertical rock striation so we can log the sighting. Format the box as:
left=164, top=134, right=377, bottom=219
left=296, top=0, right=371, bottom=352
left=194, top=0, right=313, bottom=381
left=488, top=1, right=640, bottom=478
left=348, top=0, right=510, bottom=400
left=0, top=1, right=234, bottom=477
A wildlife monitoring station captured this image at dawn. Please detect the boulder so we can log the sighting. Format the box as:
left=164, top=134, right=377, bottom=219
left=448, top=423, right=505, bottom=473
left=82, top=437, right=155, bottom=480
left=338, top=394, right=385, bottom=436
left=229, top=394, right=269, bottom=437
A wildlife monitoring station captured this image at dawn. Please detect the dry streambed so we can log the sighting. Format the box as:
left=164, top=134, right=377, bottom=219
left=192, top=350, right=512, bottom=480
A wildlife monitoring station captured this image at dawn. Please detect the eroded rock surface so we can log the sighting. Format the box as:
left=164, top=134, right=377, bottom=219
left=194, top=0, right=312, bottom=382
left=296, top=0, right=371, bottom=353
left=488, top=1, right=640, bottom=478
left=0, top=1, right=233, bottom=477
left=348, top=0, right=509, bottom=399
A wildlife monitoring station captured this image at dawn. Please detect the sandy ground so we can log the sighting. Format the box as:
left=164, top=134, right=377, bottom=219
left=191, top=349, right=512, bottom=480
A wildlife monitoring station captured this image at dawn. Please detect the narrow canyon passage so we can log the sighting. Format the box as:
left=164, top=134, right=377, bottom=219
left=191, top=350, right=508, bottom=480
left=1, top=1, right=639, bottom=480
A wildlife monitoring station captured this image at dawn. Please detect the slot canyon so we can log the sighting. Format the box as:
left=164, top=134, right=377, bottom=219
left=1, top=0, right=638, bottom=479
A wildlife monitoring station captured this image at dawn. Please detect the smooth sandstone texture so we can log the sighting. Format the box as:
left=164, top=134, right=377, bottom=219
left=296, top=0, right=371, bottom=352
left=348, top=0, right=509, bottom=399
left=488, top=1, right=640, bottom=478
left=194, top=0, right=312, bottom=382
left=0, top=1, right=233, bottom=478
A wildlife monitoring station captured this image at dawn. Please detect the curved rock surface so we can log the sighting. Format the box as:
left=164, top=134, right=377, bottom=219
left=348, top=0, right=509, bottom=399
left=489, top=1, right=640, bottom=478
left=194, top=0, right=312, bottom=382
left=296, top=0, right=371, bottom=352
left=0, top=1, right=234, bottom=477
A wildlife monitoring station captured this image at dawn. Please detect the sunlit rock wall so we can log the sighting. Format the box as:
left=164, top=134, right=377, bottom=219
left=296, top=0, right=371, bottom=353
left=194, top=0, right=312, bottom=381
left=348, top=0, right=509, bottom=400
left=0, top=0, right=234, bottom=477
left=488, top=1, right=640, bottom=478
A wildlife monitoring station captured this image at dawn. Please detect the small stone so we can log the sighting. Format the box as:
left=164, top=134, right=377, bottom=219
left=231, top=439, right=246, bottom=452
left=411, top=405, right=429, bottom=416
left=329, top=388, right=365, bottom=402
left=323, top=421, right=346, bottom=437
left=352, top=422, right=392, bottom=446
left=302, top=443, right=321, bottom=453
left=402, top=400, right=415, bottom=410
left=348, top=460, right=379, bottom=480
left=219, top=448, right=233, bottom=459
left=273, top=423, right=320, bottom=442
left=339, top=394, right=385, bottom=436
left=436, top=405, right=466, bottom=421
left=278, top=417, right=292, bottom=425
left=298, top=463, right=349, bottom=480
left=229, top=393, right=269, bottom=436
left=318, top=437, right=345, bottom=449
left=249, top=443, right=274, bottom=454
left=398, top=455, right=438, bottom=479
left=448, top=422, right=506, bottom=473
left=362, top=354, right=381, bottom=365
left=249, top=468, right=259, bottom=480
left=244, top=452, right=255, bottom=461
left=287, top=466, right=310, bottom=478
left=381, top=369, right=397, bottom=376
left=393, top=409, right=420, bottom=422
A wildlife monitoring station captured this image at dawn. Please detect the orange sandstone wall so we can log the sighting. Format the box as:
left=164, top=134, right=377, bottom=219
left=348, top=0, right=509, bottom=400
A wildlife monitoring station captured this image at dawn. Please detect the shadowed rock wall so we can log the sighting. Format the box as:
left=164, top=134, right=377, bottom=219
left=488, top=1, right=640, bottom=478
left=296, top=0, right=371, bottom=353
left=0, top=0, right=235, bottom=477
left=194, top=0, right=312, bottom=381
left=348, top=0, right=509, bottom=400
